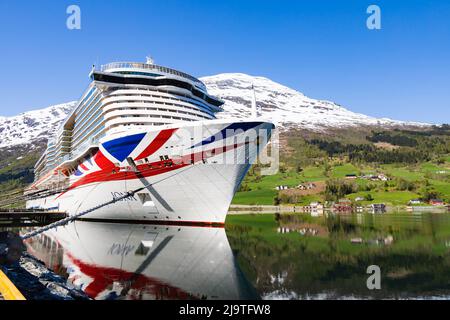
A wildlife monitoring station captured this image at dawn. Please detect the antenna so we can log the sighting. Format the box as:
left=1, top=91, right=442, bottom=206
left=89, top=64, right=96, bottom=79
left=251, top=84, right=258, bottom=118
left=146, top=56, right=154, bottom=65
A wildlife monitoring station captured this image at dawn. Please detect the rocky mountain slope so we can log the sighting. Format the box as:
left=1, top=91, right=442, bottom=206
left=203, top=73, right=428, bottom=130
left=0, top=102, right=76, bottom=149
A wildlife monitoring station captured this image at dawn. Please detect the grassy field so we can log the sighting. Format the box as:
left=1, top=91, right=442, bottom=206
left=346, top=191, right=421, bottom=206
left=233, top=157, right=450, bottom=206
left=233, top=167, right=328, bottom=205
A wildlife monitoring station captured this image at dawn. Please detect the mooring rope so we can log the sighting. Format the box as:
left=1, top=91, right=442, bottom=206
left=20, top=187, right=145, bottom=240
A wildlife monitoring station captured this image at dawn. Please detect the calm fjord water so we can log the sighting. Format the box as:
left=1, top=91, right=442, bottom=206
left=5, top=212, right=450, bottom=299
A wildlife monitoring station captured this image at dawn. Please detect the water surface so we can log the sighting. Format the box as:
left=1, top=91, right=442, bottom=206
left=226, top=212, right=450, bottom=299
left=4, top=212, right=450, bottom=300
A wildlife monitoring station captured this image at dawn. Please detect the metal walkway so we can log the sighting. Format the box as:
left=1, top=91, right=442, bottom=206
left=0, top=209, right=67, bottom=227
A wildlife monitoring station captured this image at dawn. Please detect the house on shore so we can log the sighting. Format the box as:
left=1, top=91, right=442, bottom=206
left=297, top=182, right=317, bottom=190
left=408, top=199, right=422, bottom=205
left=377, top=174, right=389, bottom=181
left=300, top=202, right=324, bottom=216
left=310, top=202, right=324, bottom=216
left=369, top=203, right=386, bottom=214
left=430, top=199, right=444, bottom=206
left=361, top=173, right=390, bottom=181
left=332, top=199, right=353, bottom=214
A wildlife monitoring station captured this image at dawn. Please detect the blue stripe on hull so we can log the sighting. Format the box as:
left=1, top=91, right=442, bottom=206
left=191, top=122, right=264, bottom=148
left=102, top=133, right=146, bottom=162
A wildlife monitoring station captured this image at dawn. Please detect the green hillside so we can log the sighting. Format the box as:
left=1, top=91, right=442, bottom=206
left=234, top=125, right=450, bottom=206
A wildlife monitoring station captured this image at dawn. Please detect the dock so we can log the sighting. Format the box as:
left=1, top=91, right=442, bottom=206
left=0, top=209, right=67, bottom=227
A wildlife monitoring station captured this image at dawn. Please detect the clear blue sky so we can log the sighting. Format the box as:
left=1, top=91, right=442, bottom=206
left=0, top=0, right=449, bottom=123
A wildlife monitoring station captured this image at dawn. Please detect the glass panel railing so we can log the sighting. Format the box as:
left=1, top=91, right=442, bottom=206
left=99, top=62, right=206, bottom=89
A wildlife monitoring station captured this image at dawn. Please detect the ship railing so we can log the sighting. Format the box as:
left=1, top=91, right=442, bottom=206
left=99, top=62, right=206, bottom=89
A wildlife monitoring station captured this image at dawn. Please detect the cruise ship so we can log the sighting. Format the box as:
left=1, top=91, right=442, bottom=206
left=25, top=58, right=274, bottom=225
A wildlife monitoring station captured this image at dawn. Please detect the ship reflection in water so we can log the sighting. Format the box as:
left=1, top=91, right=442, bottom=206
left=25, top=222, right=258, bottom=300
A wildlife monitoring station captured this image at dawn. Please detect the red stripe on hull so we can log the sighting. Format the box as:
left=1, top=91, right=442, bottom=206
left=57, top=141, right=250, bottom=197
left=93, top=150, right=114, bottom=169
left=135, top=128, right=177, bottom=161
left=61, top=163, right=190, bottom=196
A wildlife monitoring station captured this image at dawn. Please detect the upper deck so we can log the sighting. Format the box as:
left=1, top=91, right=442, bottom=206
left=98, top=62, right=207, bottom=91
left=90, top=61, right=223, bottom=108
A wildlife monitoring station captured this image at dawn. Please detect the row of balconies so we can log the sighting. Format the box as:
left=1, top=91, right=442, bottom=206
left=103, top=89, right=217, bottom=115
left=102, top=98, right=214, bottom=118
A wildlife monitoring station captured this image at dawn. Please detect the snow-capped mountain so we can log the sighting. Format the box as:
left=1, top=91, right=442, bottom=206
left=0, top=102, right=77, bottom=149
left=0, top=73, right=429, bottom=150
left=202, top=73, right=429, bottom=130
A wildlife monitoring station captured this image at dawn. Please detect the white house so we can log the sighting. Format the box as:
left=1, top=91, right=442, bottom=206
left=310, top=202, right=324, bottom=216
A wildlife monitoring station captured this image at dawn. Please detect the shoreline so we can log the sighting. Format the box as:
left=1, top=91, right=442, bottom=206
left=228, top=204, right=449, bottom=214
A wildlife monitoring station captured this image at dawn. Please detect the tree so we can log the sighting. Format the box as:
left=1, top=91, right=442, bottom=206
left=323, top=162, right=331, bottom=177
left=396, top=178, right=416, bottom=191
left=273, top=195, right=281, bottom=205
left=421, top=190, right=440, bottom=202
left=325, top=179, right=357, bottom=201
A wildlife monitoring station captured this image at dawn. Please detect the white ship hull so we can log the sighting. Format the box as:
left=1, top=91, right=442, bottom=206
left=27, top=120, right=273, bottom=225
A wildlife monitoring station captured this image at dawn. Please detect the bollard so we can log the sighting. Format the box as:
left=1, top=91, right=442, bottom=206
left=0, top=232, right=26, bottom=265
